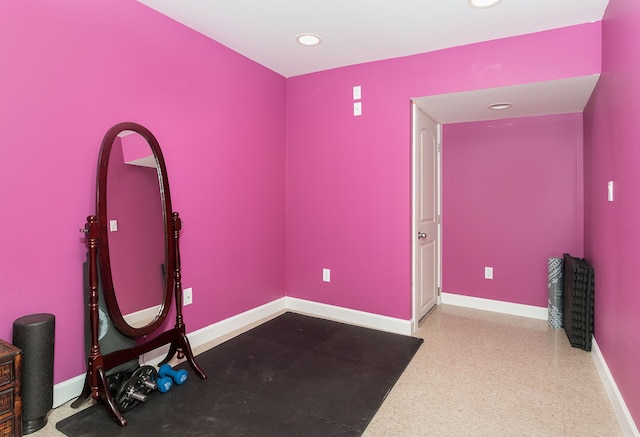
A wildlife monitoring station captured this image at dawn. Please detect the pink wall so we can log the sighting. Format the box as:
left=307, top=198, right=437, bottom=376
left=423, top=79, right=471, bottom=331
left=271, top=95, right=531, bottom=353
left=0, top=0, right=286, bottom=383
left=442, top=114, right=584, bottom=306
left=286, top=23, right=601, bottom=319
left=583, top=0, right=640, bottom=425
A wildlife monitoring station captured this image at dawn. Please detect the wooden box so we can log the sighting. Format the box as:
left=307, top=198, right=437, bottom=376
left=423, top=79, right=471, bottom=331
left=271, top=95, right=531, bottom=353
left=0, top=339, right=21, bottom=437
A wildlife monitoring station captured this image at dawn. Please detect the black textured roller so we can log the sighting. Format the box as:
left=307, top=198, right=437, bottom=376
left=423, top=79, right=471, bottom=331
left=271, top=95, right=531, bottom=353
left=12, top=313, right=55, bottom=435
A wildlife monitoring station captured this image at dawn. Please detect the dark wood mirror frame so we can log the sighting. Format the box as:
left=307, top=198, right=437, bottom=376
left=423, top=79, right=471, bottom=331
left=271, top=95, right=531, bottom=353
left=72, top=122, right=206, bottom=426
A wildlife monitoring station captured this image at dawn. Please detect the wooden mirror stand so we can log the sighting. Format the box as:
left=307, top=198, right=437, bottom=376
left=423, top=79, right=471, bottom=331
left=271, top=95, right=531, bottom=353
left=72, top=123, right=206, bottom=426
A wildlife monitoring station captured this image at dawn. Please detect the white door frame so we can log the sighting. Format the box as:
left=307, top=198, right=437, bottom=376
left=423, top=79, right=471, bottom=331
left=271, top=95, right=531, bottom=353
left=411, top=101, right=443, bottom=333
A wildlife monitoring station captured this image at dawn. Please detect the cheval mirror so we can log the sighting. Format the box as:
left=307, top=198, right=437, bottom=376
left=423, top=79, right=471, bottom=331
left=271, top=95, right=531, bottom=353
left=72, top=122, right=206, bottom=426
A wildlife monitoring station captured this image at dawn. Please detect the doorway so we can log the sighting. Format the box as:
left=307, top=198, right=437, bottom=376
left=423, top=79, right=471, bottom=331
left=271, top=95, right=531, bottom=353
left=410, top=76, right=598, bottom=332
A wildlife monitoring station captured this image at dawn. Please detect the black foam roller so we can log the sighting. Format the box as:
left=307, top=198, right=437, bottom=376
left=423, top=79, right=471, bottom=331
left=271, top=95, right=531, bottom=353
left=12, top=313, right=55, bottom=435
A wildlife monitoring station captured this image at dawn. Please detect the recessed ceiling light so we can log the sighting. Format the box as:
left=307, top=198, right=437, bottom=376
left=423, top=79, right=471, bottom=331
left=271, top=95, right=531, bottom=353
left=488, top=102, right=513, bottom=110
left=296, top=34, right=322, bottom=47
left=468, top=0, right=503, bottom=9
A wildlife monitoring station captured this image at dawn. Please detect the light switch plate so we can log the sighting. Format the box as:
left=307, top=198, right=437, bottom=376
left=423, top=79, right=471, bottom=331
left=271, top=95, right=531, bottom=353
left=484, top=267, right=493, bottom=280
left=109, top=220, right=118, bottom=232
left=353, top=85, right=361, bottom=100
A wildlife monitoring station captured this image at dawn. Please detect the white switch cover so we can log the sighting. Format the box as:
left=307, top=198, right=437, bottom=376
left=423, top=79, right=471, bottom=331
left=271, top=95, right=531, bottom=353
left=183, top=287, right=193, bottom=306
left=353, top=85, right=362, bottom=100
left=608, top=181, right=614, bottom=202
left=484, top=267, right=493, bottom=280
left=323, top=268, right=331, bottom=282
left=354, top=102, right=362, bottom=116
left=109, top=220, right=118, bottom=232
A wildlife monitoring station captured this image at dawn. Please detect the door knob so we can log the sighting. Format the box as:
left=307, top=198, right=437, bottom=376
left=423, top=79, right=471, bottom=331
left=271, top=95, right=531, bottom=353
left=418, top=232, right=427, bottom=239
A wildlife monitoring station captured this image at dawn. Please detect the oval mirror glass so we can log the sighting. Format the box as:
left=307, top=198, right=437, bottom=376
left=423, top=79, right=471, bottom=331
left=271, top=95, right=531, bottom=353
left=107, top=131, right=165, bottom=327
left=97, top=123, right=175, bottom=337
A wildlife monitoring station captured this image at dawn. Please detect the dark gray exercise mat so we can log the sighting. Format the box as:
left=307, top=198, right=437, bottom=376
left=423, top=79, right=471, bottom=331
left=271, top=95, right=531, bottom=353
left=56, top=312, right=423, bottom=437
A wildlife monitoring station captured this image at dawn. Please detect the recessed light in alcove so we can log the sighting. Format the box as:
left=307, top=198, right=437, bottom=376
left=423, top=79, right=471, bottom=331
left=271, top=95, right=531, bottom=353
left=488, top=102, right=513, bottom=110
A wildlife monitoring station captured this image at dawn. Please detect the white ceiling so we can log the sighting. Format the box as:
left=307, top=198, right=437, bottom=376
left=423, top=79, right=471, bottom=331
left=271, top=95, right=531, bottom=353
left=136, top=0, right=609, bottom=122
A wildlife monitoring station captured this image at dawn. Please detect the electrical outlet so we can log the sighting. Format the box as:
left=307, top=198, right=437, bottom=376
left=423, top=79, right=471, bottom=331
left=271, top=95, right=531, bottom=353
left=183, top=287, right=193, bottom=306
left=353, top=102, right=362, bottom=116
left=323, top=268, right=331, bottom=282
left=484, top=267, right=493, bottom=280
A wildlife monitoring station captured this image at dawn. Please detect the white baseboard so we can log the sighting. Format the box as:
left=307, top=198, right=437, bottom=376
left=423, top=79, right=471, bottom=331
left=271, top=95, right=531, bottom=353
left=592, top=338, right=640, bottom=437
left=283, top=297, right=412, bottom=336
left=53, top=374, right=86, bottom=409
left=53, top=296, right=409, bottom=407
left=187, top=298, right=288, bottom=348
left=135, top=298, right=289, bottom=368
left=441, top=292, right=548, bottom=320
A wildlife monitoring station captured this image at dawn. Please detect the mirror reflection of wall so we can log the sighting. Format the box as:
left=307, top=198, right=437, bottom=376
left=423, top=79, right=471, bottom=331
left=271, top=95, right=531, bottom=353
left=107, top=132, right=165, bottom=327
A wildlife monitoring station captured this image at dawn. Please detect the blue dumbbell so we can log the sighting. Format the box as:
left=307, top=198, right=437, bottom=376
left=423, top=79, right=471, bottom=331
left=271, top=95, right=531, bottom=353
left=156, top=375, right=173, bottom=393
left=158, top=364, right=188, bottom=385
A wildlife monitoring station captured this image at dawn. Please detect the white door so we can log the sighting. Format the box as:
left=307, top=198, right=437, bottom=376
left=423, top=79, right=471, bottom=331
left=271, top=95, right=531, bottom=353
left=413, top=104, right=440, bottom=324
